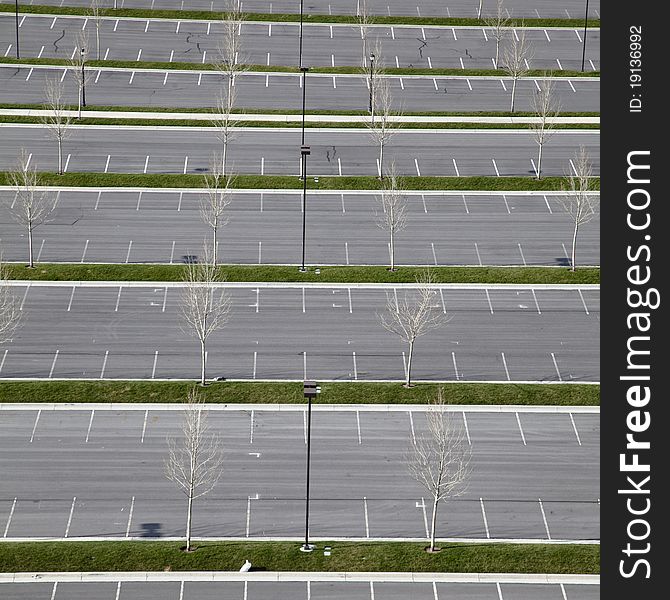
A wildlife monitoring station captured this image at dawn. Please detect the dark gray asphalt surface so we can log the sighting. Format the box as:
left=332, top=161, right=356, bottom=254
left=0, top=190, right=601, bottom=267
left=0, top=125, right=600, bottom=177
left=0, top=408, right=600, bottom=540
left=0, top=65, right=601, bottom=113
left=0, top=581, right=601, bottom=600
left=21, top=0, right=603, bottom=19
left=3, top=284, right=600, bottom=381
left=3, top=14, right=601, bottom=71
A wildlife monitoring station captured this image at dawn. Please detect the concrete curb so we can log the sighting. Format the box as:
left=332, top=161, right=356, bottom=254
left=0, top=570, right=600, bottom=584
left=0, top=403, right=600, bottom=413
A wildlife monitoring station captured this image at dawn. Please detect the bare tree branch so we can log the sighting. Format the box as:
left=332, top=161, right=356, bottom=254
left=501, top=23, right=533, bottom=112
left=529, top=75, right=561, bottom=179
left=366, top=67, right=399, bottom=180
left=407, top=388, right=471, bottom=551
left=559, top=147, right=598, bottom=271
left=7, top=149, right=55, bottom=268
left=90, top=0, right=103, bottom=61
left=374, top=164, right=407, bottom=271
left=165, top=388, right=224, bottom=552
left=378, top=270, right=449, bottom=387
left=200, top=155, right=233, bottom=265
left=179, top=246, right=232, bottom=386
left=40, top=78, right=72, bottom=175
left=484, top=0, right=510, bottom=69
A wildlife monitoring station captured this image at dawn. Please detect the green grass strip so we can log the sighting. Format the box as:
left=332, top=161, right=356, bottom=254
left=0, top=381, right=600, bottom=406
left=0, top=172, right=601, bottom=191
left=5, top=264, right=600, bottom=285
left=0, top=57, right=600, bottom=78
left=0, top=4, right=601, bottom=29
left=0, top=102, right=600, bottom=118
left=0, top=541, right=600, bottom=573
left=0, top=115, right=599, bottom=130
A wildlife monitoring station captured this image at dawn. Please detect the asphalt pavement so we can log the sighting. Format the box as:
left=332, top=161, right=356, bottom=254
left=0, top=125, right=600, bottom=177
left=2, top=14, right=601, bottom=71
left=0, top=64, right=601, bottom=113
left=0, top=407, right=600, bottom=540
left=0, top=189, right=601, bottom=267
left=22, top=0, right=602, bottom=19
left=2, top=283, right=600, bottom=381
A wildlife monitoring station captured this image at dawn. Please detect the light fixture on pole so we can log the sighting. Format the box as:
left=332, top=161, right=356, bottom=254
left=368, top=52, right=376, bottom=115
left=299, top=145, right=311, bottom=273
left=300, top=380, right=320, bottom=552
left=580, top=0, right=590, bottom=72
left=14, top=0, right=19, bottom=59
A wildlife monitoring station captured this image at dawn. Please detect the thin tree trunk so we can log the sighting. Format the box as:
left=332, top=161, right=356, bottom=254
left=495, top=41, right=499, bottom=69
left=96, top=28, right=100, bottom=61
left=405, top=339, right=414, bottom=387
left=510, top=78, right=517, bottom=112
left=200, top=339, right=206, bottom=386
left=78, top=84, right=82, bottom=119
left=28, top=225, right=34, bottom=268
left=430, top=495, right=439, bottom=551
left=389, top=229, right=394, bottom=271
left=571, top=221, right=579, bottom=271
left=537, top=143, right=543, bottom=180
left=185, top=487, right=194, bottom=551
left=222, top=136, right=228, bottom=176
left=213, top=224, right=218, bottom=265
left=57, top=137, right=63, bottom=175
left=379, top=140, right=384, bottom=180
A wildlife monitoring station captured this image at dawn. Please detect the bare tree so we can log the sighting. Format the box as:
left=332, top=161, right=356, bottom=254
left=559, top=147, right=598, bottom=271
left=179, top=248, right=232, bottom=386
left=484, top=0, right=510, bottom=69
left=501, top=24, right=533, bottom=112
left=374, top=165, right=407, bottom=271
left=366, top=73, right=398, bottom=179
left=214, top=0, right=246, bottom=175
left=407, top=389, right=471, bottom=552
left=0, top=260, right=21, bottom=344
left=477, top=0, right=484, bottom=19
left=165, top=388, right=224, bottom=552
left=379, top=270, right=448, bottom=387
left=358, top=0, right=372, bottom=68
left=365, top=39, right=384, bottom=125
left=200, top=155, right=233, bottom=265
left=529, top=76, right=561, bottom=179
left=41, top=78, right=72, bottom=175
left=70, top=29, right=92, bottom=118
left=7, top=149, right=55, bottom=268
left=90, top=0, right=103, bottom=60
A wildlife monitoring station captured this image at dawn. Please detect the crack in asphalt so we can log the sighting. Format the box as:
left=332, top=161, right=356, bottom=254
left=53, top=29, right=65, bottom=54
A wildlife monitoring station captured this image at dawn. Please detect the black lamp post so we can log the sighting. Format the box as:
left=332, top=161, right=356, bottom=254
left=81, top=47, right=87, bottom=107
left=299, top=0, right=305, bottom=68
left=14, top=0, right=19, bottom=59
left=368, top=52, right=376, bottom=114
left=300, top=66, right=309, bottom=147
left=299, top=145, right=310, bottom=273
left=300, top=380, right=320, bottom=552
left=580, top=0, right=590, bottom=72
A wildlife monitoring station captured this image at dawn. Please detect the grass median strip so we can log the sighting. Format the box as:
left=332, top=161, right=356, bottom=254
left=0, top=381, right=600, bottom=405
left=0, top=172, right=601, bottom=192
left=0, top=4, right=601, bottom=29
left=0, top=57, right=600, bottom=78
left=0, top=115, right=599, bottom=130
left=5, top=264, right=600, bottom=284
left=0, top=541, right=600, bottom=574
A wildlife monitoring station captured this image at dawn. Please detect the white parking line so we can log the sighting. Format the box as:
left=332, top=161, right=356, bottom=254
left=431, top=242, right=438, bottom=266
left=569, top=413, right=582, bottom=445
left=125, top=496, right=135, bottom=537
left=63, top=154, right=71, bottom=173
left=474, top=242, right=483, bottom=267
left=143, top=155, right=150, bottom=174
left=439, top=289, right=446, bottom=314
left=352, top=351, right=358, bottom=380
left=462, top=412, right=471, bottom=445
left=492, top=158, right=500, bottom=176
left=501, top=352, right=511, bottom=381
left=3, top=498, right=16, bottom=537
left=19, top=285, right=30, bottom=311
left=152, top=351, right=159, bottom=379
left=551, top=352, right=563, bottom=381
left=578, top=290, right=590, bottom=315
left=515, top=412, right=527, bottom=445
left=115, top=286, right=122, bottom=311
left=356, top=410, right=362, bottom=444
left=303, top=351, right=307, bottom=380
left=452, top=158, right=460, bottom=177
left=530, top=158, right=538, bottom=178
left=128, top=71, right=135, bottom=84
left=48, top=350, right=60, bottom=379
left=480, top=498, right=490, bottom=538
left=414, top=158, right=421, bottom=176
left=29, top=410, right=41, bottom=443
left=452, top=352, right=460, bottom=380
left=568, top=80, right=576, bottom=93
left=348, top=288, right=353, bottom=313
left=517, top=243, right=527, bottom=266
left=0, top=350, right=7, bottom=375
left=4, top=44, right=12, bottom=57
left=531, top=289, right=541, bottom=314
left=408, top=411, right=416, bottom=445
left=252, top=351, right=257, bottom=379
left=100, top=351, right=109, bottom=379
left=50, top=582, right=58, bottom=600
left=363, top=497, right=370, bottom=537
left=85, top=410, right=95, bottom=442
left=64, top=496, right=76, bottom=537
left=416, top=497, right=429, bottom=539
left=539, top=498, right=552, bottom=539
left=497, top=582, right=504, bottom=600
left=461, top=194, right=470, bottom=214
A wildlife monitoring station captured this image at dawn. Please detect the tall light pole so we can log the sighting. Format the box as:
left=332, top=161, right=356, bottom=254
left=300, top=66, right=308, bottom=147
left=80, top=47, right=87, bottom=107
left=14, top=0, right=19, bottom=59
left=299, top=0, right=305, bottom=68
left=368, top=52, right=376, bottom=114
left=299, top=145, right=310, bottom=273
left=300, top=381, right=320, bottom=552
left=580, top=0, right=590, bottom=72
